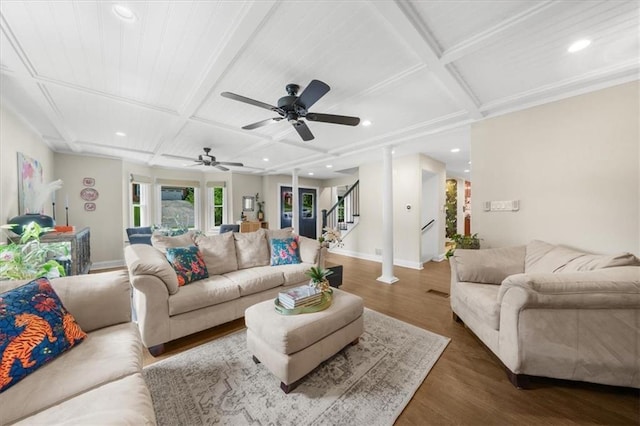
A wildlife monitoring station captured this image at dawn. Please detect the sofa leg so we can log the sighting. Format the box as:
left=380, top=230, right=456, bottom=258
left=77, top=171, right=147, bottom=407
left=148, top=344, right=165, bottom=357
left=252, top=355, right=261, bottom=364
left=280, top=380, right=299, bottom=394
left=505, top=368, right=530, bottom=389
left=452, top=312, right=463, bottom=323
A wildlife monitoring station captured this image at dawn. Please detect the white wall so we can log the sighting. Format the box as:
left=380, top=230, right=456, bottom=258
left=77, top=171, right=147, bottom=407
left=230, top=173, right=263, bottom=222
left=337, top=153, right=445, bottom=269
left=472, top=81, right=639, bottom=255
left=421, top=170, right=439, bottom=262
left=0, top=106, right=55, bottom=222
left=54, top=153, right=124, bottom=267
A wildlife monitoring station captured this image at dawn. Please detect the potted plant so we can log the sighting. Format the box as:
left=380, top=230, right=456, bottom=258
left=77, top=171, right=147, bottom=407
left=255, top=193, right=264, bottom=221
left=445, top=233, right=481, bottom=259
left=0, top=222, right=69, bottom=280
left=305, top=266, right=333, bottom=292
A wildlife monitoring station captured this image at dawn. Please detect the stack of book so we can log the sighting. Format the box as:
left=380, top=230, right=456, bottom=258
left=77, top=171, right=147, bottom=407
left=278, top=285, right=323, bottom=309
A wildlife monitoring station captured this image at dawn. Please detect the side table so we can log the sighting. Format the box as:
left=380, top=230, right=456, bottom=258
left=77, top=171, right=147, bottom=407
left=326, top=263, right=343, bottom=288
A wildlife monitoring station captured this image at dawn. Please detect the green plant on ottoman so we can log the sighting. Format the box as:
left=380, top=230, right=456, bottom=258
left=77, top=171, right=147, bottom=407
left=305, top=266, right=333, bottom=293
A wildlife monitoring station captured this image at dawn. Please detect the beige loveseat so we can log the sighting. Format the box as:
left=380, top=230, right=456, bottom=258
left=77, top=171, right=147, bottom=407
left=0, top=271, right=156, bottom=425
left=449, top=240, right=640, bottom=388
left=124, top=228, right=323, bottom=355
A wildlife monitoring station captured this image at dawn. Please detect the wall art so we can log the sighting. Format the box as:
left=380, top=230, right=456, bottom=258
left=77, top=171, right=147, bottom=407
left=17, top=152, right=44, bottom=214
left=84, top=203, right=96, bottom=212
left=83, top=177, right=95, bottom=187
left=80, top=188, right=99, bottom=201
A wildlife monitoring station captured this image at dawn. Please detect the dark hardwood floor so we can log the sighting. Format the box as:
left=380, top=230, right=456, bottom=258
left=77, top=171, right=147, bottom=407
left=141, top=253, right=640, bottom=425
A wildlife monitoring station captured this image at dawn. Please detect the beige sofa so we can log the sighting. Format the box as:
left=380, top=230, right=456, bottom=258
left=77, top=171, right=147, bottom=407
left=449, top=240, right=640, bottom=388
left=0, top=271, right=156, bottom=425
left=124, top=228, right=323, bottom=355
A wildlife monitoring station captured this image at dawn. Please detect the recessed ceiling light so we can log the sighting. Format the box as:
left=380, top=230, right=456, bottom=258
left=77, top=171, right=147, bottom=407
left=361, top=120, right=372, bottom=127
left=326, top=165, right=333, bottom=168
left=112, top=4, right=137, bottom=23
left=263, top=158, right=269, bottom=162
left=391, top=150, right=395, bottom=154
left=464, top=169, right=470, bottom=173
left=115, top=131, right=126, bottom=137
left=308, top=172, right=314, bottom=176
left=568, top=39, right=591, bottom=53
left=451, top=148, right=460, bottom=153
left=468, top=161, right=471, bottom=164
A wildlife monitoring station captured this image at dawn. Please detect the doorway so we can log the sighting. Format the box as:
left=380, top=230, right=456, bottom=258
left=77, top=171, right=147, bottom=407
left=280, top=186, right=317, bottom=239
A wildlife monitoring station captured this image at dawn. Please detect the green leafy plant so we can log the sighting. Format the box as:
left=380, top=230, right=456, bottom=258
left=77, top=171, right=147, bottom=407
left=445, top=233, right=481, bottom=259
left=305, top=266, right=333, bottom=292
left=0, top=222, right=69, bottom=280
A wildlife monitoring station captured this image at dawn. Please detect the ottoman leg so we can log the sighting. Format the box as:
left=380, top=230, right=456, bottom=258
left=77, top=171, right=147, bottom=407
left=252, top=355, right=261, bottom=364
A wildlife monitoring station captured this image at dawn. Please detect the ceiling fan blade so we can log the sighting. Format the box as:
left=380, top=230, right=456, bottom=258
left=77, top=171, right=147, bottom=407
left=294, top=80, right=330, bottom=109
left=214, top=164, right=229, bottom=172
left=293, top=121, right=314, bottom=141
left=242, top=117, right=283, bottom=130
left=221, top=92, right=284, bottom=114
left=306, top=112, right=360, bottom=126
left=216, top=161, right=244, bottom=167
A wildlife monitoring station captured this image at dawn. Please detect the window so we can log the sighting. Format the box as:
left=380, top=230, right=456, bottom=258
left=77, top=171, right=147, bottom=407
left=209, top=185, right=226, bottom=229
left=130, top=182, right=149, bottom=227
left=159, top=185, right=197, bottom=228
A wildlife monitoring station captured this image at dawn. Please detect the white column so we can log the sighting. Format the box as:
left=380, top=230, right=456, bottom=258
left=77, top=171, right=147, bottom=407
left=292, top=168, right=299, bottom=234
left=378, top=146, right=398, bottom=284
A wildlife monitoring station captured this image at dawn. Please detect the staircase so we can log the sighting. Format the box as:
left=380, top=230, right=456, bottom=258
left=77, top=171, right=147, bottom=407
left=321, top=180, right=360, bottom=239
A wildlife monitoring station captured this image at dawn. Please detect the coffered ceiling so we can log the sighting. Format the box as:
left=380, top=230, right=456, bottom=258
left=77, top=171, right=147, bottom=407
left=1, top=1, right=638, bottom=179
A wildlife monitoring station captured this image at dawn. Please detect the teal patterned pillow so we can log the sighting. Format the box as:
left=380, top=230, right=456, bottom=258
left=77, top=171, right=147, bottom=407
left=165, top=246, right=209, bottom=286
left=270, top=237, right=301, bottom=266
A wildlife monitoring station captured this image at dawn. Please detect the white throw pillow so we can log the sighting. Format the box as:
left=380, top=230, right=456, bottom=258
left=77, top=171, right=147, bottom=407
left=195, top=232, right=238, bottom=275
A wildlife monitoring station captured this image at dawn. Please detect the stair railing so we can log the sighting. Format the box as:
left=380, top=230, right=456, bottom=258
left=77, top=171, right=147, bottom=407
left=421, top=219, right=436, bottom=232
left=322, top=180, right=360, bottom=232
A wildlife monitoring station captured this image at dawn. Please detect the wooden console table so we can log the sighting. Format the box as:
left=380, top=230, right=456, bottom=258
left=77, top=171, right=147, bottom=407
left=41, top=227, right=91, bottom=275
left=240, top=221, right=269, bottom=233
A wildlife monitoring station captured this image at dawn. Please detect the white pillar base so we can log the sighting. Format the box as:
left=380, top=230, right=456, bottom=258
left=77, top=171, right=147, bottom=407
left=376, top=275, right=399, bottom=284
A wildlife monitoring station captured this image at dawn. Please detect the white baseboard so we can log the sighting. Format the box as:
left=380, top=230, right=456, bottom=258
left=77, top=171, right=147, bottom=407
left=328, top=248, right=424, bottom=270
left=91, top=259, right=125, bottom=270
left=432, top=253, right=447, bottom=262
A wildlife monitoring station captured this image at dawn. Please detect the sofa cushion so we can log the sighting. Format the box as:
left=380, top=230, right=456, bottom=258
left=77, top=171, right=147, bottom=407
left=524, top=240, right=556, bottom=271
left=223, top=266, right=284, bottom=296
left=125, top=244, right=179, bottom=295
left=168, top=275, right=240, bottom=316
left=271, top=263, right=315, bottom=285
left=524, top=241, right=585, bottom=274
left=266, top=227, right=294, bottom=240
left=270, top=237, right=302, bottom=266
left=233, top=229, right=270, bottom=269
left=195, top=232, right=238, bottom=275
left=454, top=282, right=501, bottom=330
left=454, top=246, right=525, bottom=284
left=558, top=252, right=640, bottom=273
left=151, top=230, right=196, bottom=253
left=0, top=278, right=86, bottom=393
left=298, top=236, right=320, bottom=264
left=165, top=246, right=209, bottom=286
left=13, top=373, right=156, bottom=425
left=1, top=322, right=141, bottom=425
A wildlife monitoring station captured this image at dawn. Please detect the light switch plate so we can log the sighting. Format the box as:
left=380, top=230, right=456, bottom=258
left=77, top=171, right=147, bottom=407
left=484, top=200, right=520, bottom=212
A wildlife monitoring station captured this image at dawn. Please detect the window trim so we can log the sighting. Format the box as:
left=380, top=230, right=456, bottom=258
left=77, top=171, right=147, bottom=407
left=208, top=185, right=227, bottom=231
left=129, top=181, right=149, bottom=227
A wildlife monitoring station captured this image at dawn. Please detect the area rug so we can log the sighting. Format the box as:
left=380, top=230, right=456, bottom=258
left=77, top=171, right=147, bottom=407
left=143, top=308, right=450, bottom=425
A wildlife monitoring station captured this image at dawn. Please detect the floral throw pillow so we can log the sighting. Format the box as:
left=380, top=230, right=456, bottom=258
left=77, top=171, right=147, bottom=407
left=165, top=246, right=209, bottom=286
left=0, top=278, right=87, bottom=393
left=270, top=237, right=301, bottom=266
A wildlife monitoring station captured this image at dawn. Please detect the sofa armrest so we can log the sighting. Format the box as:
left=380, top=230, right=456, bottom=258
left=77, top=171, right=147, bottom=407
left=130, top=274, right=171, bottom=348
left=50, top=271, right=132, bottom=332
left=125, top=244, right=179, bottom=295
left=498, top=266, right=640, bottom=308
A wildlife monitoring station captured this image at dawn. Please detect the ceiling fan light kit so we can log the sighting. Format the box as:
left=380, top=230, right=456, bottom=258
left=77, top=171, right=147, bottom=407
left=221, top=79, right=360, bottom=141
left=191, top=147, right=244, bottom=171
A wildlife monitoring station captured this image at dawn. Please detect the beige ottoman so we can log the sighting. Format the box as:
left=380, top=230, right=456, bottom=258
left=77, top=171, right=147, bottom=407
left=245, top=288, right=364, bottom=393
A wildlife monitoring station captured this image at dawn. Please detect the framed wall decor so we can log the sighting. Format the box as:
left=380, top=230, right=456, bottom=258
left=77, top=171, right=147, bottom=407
left=17, top=152, right=44, bottom=214
left=80, top=188, right=99, bottom=201
left=83, top=177, right=95, bottom=187
left=84, top=203, right=96, bottom=212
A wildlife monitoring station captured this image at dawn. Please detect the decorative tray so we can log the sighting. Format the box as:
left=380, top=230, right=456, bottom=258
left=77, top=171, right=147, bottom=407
left=274, top=291, right=332, bottom=315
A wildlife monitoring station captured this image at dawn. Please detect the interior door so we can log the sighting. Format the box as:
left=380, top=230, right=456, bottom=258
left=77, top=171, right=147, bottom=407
left=280, top=186, right=317, bottom=239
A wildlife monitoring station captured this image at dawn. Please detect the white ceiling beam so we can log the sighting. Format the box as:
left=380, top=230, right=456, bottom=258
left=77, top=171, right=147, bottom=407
left=440, top=1, right=556, bottom=64
left=372, top=0, right=483, bottom=120
left=148, top=0, right=279, bottom=165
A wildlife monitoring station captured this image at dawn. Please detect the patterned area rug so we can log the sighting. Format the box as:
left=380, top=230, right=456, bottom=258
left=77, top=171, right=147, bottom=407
left=143, top=308, right=450, bottom=425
